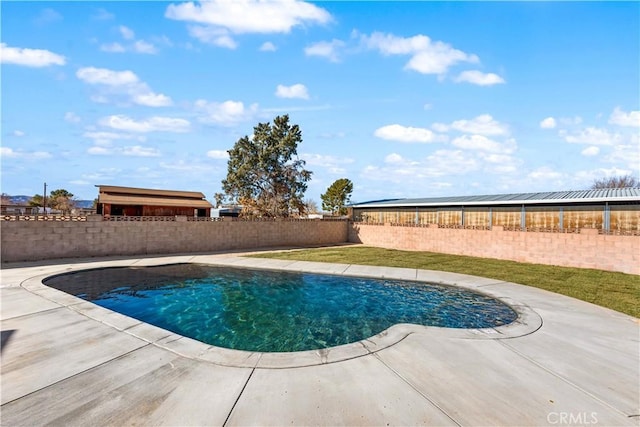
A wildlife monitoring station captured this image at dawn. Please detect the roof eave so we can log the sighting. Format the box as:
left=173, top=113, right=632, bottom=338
left=352, top=196, right=640, bottom=209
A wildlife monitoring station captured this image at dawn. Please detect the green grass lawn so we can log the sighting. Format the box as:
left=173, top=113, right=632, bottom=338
left=251, top=245, right=640, bottom=318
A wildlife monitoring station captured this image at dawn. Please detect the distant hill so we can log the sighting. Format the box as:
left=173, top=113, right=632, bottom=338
left=5, top=195, right=94, bottom=208
left=7, top=195, right=31, bottom=204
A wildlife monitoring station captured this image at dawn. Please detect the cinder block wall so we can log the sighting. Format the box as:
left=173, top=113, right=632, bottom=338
left=0, top=218, right=349, bottom=262
left=3, top=219, right=637, bottom=274
left=348, top=223, right=640, bottom=274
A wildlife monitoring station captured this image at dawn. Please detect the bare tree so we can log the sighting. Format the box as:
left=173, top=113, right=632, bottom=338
left=1, top=193, right=12, bottom=206
left=303, top=198, right=319, bottom=214
left=591, top=174, right=638, bottom=189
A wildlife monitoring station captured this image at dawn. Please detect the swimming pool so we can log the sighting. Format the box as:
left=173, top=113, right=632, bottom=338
left=44, top=263, right=517, bottom=352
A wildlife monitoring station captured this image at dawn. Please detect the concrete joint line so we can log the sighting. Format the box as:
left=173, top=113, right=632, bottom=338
left=338, top=263, right=352, bottom=275
left=0, top=305, right=64, bottom=321
left=0, top=344, right=151, bottom=408
left=497, top=340, right=630, bottom=417
left=223, top=361, right=259, bottom=426
left=475, top=280, right=510, bottom=288
left=372, top=353, right=463, bottom=427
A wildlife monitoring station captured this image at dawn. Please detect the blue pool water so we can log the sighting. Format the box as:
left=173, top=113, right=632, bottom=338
left=44, top=264, right=517, bottom=352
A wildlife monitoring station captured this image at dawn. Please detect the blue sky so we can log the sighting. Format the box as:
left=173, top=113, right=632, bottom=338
left=1, top=1, right=639, bottom=205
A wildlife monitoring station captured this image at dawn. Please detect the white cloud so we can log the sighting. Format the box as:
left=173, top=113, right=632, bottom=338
left=122, top=146, right=160, bottom=157
left=133, top=92, right=172, bottom=107
left=360, top=32, right=431, bottom=55
left=165, top=0, right=331, bottom=34
left=451, top=134, right=503, bottom=152
left=384, top=153, right=405, bottom=164
left=206, top=150, right=229, bottom=159
left=454, top=70, right=505, bottom=86
left=304, top=153, right=354, bottom=167
left=559, top=116, right=582, bottom=126
left=194, top=99, right=259, bottom=126
left=426, top=150, right=480, bottom=175
left=275, top=83, right=309, bottom=100
left=540, top=117, right=557, bottom=129
left=581, top=146, right=600, bottom=156
left=609, top=107, right=640, bottom=127
left=302, top=153, right=354, bottom=174
left=12, top=130, right=25, bottom=137
left=431, top=123, right=449, bottom=133
left=361, top=146, right=523, bottom=188
left=87, top=146, right=111, bottom=155
left=100, top=42, right=126, bottom=53
left=0, top=43, right=65, bottom=67
left=83, top=131, right=146, bottom=145
left=87, top=143, right=160, bottom=157
left=76, top=67, right=172, bottom=107
left=360, top=32, right=478, bottom=75
left=160, top=160, right=216, bottom=173
left=119, top=25, right=135, bottom=40
left=436, top=114, right=508, bottom=136
left=0, top=147, right=51, bottom=159
left=0, top=147, right=17, bottom=157
left=260, top=42, right=277, bottom=52
left=527, top=166, right=564, bottom=181
left=76, top=67, right=139, bottom=85
left=374, top=124, right=445, bottom=143
left=304, top=39, right=344, bottom=62
left=132, top=40, right=158, bottom=54
left=187, top=26, right=237, bottom=49
left=478, top=152, right=521, bottom=174
left=603, top=144, right=640, bottom=170
left=99, top=115, right=191, bottom=133
left=100, top=25, right=158, bottom=54
left=563, top=127, right=621, bottom=145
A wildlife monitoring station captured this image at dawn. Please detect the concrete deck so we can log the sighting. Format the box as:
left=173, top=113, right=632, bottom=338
left=1, top=253, right=638, bottom=426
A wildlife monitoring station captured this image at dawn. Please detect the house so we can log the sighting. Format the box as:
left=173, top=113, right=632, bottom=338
left=96, top=185, right=213, bottom=217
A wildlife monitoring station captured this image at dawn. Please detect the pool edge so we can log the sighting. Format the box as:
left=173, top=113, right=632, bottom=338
left=20, top=255, right=543, bottom=369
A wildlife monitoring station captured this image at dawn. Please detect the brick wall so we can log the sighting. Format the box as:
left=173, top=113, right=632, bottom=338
left=0, top=217, right=349, bottom=263
left=348, top=223, right=640, bottom=275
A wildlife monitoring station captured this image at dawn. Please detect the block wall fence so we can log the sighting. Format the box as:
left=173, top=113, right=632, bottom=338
left=1, top=217, right=638, bottom=274
left=0, top=217, right=349, bottom=263
left=349, top=223, right=640, bottom=275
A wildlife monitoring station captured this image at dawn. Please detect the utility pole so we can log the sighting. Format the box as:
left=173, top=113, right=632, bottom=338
left=43, top=182, right=47, bottom=217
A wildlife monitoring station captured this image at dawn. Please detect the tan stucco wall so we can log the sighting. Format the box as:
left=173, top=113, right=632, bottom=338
left=348, top=223, right=639, bottom=275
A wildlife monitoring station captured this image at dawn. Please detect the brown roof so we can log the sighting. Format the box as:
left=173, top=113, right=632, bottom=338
left=96, top=185, right=206, bottom=200
left=98, top=194, right=213, bottom=208
left=96, top=185, right=212, bottom=208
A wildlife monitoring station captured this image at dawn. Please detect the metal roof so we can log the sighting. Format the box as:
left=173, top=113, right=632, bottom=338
left=96, top=185, right=206, bottom=200
left=351, top=188, right=640, bottom=208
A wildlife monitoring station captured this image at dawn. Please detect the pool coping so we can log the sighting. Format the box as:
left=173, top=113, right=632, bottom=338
left=18, top=254, right=542, bottom=369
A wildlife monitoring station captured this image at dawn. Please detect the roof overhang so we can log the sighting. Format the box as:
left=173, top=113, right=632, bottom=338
left=96, top=185, right=206, bottom=199
left=351, top=189, right=640, bottom=209
left=99, top=194, right=213, bottom=209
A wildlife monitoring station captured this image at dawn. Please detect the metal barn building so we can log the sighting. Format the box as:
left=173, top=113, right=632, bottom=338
left=351, top=188, right=640, bottom=234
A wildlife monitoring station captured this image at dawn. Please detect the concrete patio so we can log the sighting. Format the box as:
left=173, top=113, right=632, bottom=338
left=1, top=253, right=638, bottom=426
